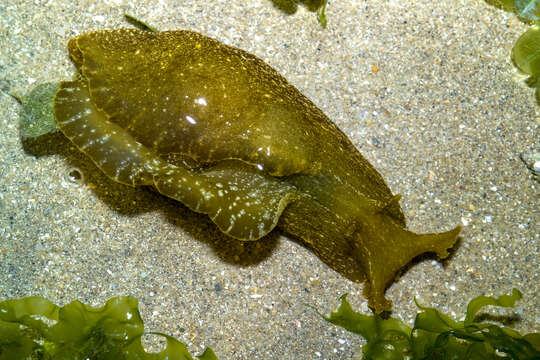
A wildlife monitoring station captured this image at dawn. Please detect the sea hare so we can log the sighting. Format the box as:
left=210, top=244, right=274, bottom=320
left=29, top=29, right=461, bottom=312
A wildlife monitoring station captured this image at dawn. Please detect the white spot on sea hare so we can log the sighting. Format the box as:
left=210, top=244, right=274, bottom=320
left=185, top=115, right=196, bottom=124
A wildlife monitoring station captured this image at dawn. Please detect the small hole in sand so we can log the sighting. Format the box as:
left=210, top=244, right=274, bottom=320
left=66, top=168, right=84, bottom=183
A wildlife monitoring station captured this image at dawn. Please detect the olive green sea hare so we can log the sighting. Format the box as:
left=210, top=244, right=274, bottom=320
left=23, top=29, right=461, bottom=312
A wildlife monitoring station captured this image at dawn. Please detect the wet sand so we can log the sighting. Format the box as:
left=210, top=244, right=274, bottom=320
left=1, top=1, right=538, bottom=358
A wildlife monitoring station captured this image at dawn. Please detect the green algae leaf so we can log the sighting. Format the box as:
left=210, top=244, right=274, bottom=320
left=318, top=290, right=540, bottom=360
left=270, top=0, right=328, bottom=27
left=411, top=289, right=538, bottom=359
left=483, top=1, right=540, bottom=105
left=512, top=24, right=540, bottom=77
left=512, top=24, right=540, bottom=103
left=0, top=296, right=218, bottom=360
left=464, top=288, right=523, bottom=325
left=124, top=14, right=159, bottom=32
left=485, top=0, right=540, bottom=22
left=316, top=294, right=412, bottom=359
left=515, top=0, right=540, bottom=22
left=123, top=332, right=219, bottom=360
left=17, top=82, right=59, bottom=138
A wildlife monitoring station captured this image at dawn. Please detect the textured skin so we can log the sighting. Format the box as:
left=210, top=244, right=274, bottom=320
left=53, top=29, right=461, bottom=312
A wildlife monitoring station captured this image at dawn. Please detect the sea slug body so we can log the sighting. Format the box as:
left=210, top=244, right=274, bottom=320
left=39, top=29, right=460, bottom=312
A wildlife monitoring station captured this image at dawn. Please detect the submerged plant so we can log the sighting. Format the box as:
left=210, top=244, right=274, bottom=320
left=483, top=0, right=540, bottom=104
left=270, top=0, right=328, bottom=27
left=485, top=0, right=540, bottom=23
left=0, top=295, right=218, bottom=360
left=1, top=290, right=539, bottom=359
left=512, top=24, right=540, bottom=103
left=317, top=289, right=540, bottom=360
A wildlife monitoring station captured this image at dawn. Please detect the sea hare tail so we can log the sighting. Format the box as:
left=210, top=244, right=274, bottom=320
left=354, top=214, right=461, bottom=313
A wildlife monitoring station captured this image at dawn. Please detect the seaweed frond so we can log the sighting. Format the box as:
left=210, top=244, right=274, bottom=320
left=317, top=289, right=540, bottom=359
left=0, top=296, right=218, bottom=360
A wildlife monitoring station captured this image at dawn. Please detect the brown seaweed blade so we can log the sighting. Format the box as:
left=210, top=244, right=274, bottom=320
left=53, top=29, right=461, bottom=311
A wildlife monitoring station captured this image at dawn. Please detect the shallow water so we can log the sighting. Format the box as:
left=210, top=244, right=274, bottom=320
left=1, top=1, right=538, bottom=358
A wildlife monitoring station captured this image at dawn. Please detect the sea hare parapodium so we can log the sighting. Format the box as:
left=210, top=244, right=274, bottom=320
left=32, top=29, right=460, bottom=312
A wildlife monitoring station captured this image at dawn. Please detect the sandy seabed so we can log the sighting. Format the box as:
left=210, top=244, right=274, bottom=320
left=1, top=1, right=538, bottom=359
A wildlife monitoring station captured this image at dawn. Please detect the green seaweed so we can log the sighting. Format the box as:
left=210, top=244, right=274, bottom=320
left=2, top=291, right=539, bottom=359
left=317, top=289, right=540, bottom=360
left=512, top=24, right=540, bottom=103
left=484, top=0, right=540, bottom=105
left=0, top=296, right=218, bottom=360
left=485, top=0, right=540, bottom=23
left=124, top=14, right=159, bottom=33
left=270, top=0, right=328, bottom=27
left=16, top=82, right=59, bottom=138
